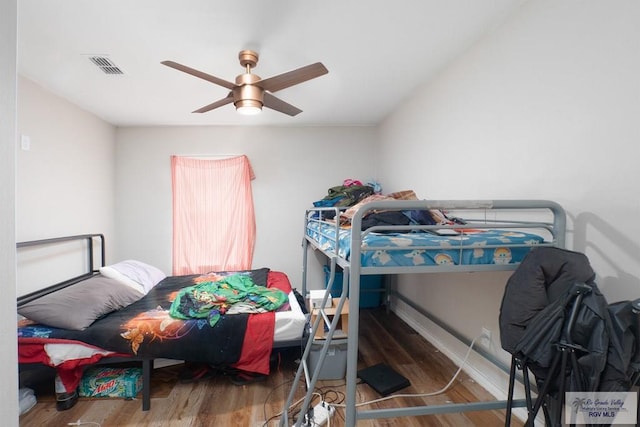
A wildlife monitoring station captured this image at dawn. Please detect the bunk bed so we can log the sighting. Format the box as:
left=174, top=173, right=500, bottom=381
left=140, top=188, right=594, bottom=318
left=282, top=199, right=567, bottom=426
left=17, top=234, right=307, bottom=411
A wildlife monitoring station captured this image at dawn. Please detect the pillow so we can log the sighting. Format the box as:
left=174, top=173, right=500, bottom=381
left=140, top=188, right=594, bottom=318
left=99, top=265, right=144, bottom=293
left=17, top=274, right=144, bottom=330
left=100, top=260, right=166, bottom=295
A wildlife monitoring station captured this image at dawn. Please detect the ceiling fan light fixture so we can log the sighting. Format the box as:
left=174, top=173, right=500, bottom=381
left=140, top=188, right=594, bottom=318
left=235, top=99, right=262, bottom=115
left=233, top=78, right=263, bottom=115
left=162, top=49, right=328, bottom=117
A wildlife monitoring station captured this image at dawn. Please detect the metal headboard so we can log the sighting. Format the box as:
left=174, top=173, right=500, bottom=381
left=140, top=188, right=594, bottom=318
left=17, top=233, right=105, bottom=306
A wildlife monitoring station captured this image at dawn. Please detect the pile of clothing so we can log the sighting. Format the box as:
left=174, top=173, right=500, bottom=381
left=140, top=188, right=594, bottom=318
left=312, top=180, right=448, bottom=231
left=169, top=273, right=288, bottom=327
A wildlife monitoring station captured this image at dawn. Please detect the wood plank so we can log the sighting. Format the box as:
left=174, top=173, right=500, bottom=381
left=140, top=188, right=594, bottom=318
left=19, top=308, right=523, bottom=426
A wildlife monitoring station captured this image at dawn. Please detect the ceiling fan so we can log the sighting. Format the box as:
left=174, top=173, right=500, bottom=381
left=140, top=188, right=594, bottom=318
left=161, top=50, right=328, bottom=116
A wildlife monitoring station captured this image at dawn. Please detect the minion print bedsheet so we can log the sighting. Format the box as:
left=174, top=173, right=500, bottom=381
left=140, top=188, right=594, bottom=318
left=306, top=222, right=545, bottom=267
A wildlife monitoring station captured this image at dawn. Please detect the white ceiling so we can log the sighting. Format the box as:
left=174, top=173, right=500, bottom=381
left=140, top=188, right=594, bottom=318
left=17, top=0, right=525, bottom=127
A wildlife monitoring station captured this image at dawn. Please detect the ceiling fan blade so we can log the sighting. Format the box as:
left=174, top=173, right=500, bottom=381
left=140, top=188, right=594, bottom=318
left=161, top=60, right=236, bottom=90
left=263, top=92, right=303, bottom=116
left=192, top=93, right=234, bottom=113
left=258, top=62, right=328, bottom=93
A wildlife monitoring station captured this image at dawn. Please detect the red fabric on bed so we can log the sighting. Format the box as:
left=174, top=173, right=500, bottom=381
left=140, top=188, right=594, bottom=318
left=18, top=337, right=129, bottom=392
left=266, top=270, right=293, bottom=293
left=231, top=271, right=293, bottom=374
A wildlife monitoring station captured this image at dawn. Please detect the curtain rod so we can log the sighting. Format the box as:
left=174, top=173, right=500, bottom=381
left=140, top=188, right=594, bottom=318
left=173, top=154, right=243, bottom=159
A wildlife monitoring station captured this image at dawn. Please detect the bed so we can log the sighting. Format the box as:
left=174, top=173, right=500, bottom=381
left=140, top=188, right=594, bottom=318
left=283, top=199, right=567, bottom=426
left=17, top=234, right=307, bottom=411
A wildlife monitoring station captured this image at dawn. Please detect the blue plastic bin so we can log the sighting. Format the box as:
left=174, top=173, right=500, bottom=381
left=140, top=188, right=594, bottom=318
left=323, top=265, right=383, bottom=308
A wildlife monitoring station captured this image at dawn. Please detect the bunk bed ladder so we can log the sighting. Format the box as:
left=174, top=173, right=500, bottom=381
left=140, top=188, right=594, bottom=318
left=280, top=257, right=347, bottom=427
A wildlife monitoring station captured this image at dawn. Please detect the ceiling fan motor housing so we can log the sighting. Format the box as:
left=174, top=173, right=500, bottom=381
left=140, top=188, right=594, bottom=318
left=234, top=73, right=264, bottom=107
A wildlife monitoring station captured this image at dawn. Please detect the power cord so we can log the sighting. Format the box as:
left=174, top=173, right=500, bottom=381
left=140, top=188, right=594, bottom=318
left=260, top=388, right=324, bottom=427
left=265, top=335, right=481, bottom=424
left=335, top=335, right=482, bottom=408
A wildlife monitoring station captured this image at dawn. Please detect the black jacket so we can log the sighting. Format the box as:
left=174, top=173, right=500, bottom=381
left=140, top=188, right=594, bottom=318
left=499, top=247, right=635, bottom=392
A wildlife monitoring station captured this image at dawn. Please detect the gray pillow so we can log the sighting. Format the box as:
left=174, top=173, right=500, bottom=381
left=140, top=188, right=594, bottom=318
left=18, top=274, right=144, bottom=330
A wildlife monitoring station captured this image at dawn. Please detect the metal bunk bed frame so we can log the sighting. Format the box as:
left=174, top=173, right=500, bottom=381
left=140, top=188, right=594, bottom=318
left=281, top=199, right=567, bottom=426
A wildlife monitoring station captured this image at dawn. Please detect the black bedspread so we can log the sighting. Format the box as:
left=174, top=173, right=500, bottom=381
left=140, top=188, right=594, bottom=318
left=19, top=268, right=271, bottom=366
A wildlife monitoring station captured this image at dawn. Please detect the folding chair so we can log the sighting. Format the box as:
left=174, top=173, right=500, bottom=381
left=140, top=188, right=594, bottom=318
left=499, top=247, right=640, bottom=427
left=505, top=283, right=593, bottom=426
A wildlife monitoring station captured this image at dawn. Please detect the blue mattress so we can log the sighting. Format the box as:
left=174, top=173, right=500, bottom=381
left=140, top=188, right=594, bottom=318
left=306, top=222, right=545, bottom=267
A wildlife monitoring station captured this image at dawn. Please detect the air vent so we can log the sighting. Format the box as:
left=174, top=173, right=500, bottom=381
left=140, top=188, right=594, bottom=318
left=88, top=56, right=124, bottom=75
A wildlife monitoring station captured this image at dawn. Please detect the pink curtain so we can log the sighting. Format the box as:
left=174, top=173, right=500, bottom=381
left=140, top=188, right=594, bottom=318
left=171, top=155, right=256, bottom=275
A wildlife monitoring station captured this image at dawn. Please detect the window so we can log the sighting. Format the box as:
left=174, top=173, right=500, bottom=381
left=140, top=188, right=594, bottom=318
left=171, top=155, right=256, bottom=275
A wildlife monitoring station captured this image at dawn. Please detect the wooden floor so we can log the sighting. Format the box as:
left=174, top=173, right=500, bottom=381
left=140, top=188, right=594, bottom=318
left=19, top=308, right=522, bottom=427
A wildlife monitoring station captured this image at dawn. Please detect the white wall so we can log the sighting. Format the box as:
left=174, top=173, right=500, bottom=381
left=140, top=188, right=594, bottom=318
left=16, top=77, right=116, bottom=295
left=115, top=125, right=378, bottom=289
left=378, top=0, right=640, bottom=394
left=0, top=0, right=19, bottom=424
left=11, top=0, right=640, bottom=420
